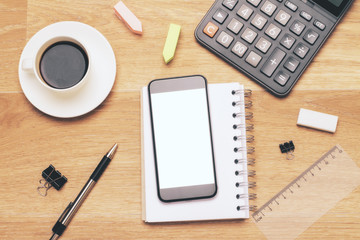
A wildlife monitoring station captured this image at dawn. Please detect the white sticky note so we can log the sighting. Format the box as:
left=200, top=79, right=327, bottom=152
left=297, top=108, right=338, bottom=133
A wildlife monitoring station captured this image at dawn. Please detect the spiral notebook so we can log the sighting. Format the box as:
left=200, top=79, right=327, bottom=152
left=141, top=82, right=256, bottom=222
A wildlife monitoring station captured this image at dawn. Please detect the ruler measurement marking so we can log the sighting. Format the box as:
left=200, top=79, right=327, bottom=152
left=253, top=146, right=340, bottom=221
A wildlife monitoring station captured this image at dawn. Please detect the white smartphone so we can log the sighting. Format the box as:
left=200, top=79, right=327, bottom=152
left=148, top=75, right=217, bottom=202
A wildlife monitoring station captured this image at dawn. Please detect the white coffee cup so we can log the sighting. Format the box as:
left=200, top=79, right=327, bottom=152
left=21, top=36, right=91, bottom=93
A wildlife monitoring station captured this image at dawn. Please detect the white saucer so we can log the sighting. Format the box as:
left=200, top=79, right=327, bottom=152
left=18, top=21, right=116, bottom=118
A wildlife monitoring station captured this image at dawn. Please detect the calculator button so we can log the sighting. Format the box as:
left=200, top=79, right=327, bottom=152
left=314, top=20, right=326, bottom=31
left=261, top=1, right=277, bottom=17
left=203, top=22, right=219, bottom=38
left=265, top=23, right=281, bottom=40
left=274, top=71, right=290, bottom=86
left=217, top=31, right=234, bottom=48
left=280, top=34, right=296, bottom=49
left=275, top=10, right=291, bottom=26
left=247, top=0, right=262, bottom=7
left=261, top=48, right=286, bottom=77
left=251, top=14, right=268, bottom=30
left=232, top=41, right=248, bottom=57
left=237, top=4, right=254, bottom=20
left=300, top=11, right=312, bottom=21
left=255, top=37, right=272, bottom=53
left=241, top=28, right=258, bottom=44
left=213, top=9, right=228, bottom=24
left=227, top=18, right=244, bottom=34
left=285, top=1, right=298, bottom=12
left=303, top=29, right=319, bottom=45
left=284, top=57, right=299, bottom=72
left=246, top=51, right=262, bottom=67
left=294, top=43, right=309, bottom=59
left=290, top=20, right=305, bottom=36
left=223, top=0, right=239, bottom=10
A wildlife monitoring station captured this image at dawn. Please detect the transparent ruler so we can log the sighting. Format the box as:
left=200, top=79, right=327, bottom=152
left=252, top=145, right=360, bottom=240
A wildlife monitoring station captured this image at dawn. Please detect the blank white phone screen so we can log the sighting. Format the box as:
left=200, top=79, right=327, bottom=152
left=151, top=88, right=215, bottom=189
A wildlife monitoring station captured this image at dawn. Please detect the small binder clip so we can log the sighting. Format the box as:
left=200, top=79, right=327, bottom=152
left=279, top=141, right=295, bottom=160
left=37, top=165, right=67, bottom=197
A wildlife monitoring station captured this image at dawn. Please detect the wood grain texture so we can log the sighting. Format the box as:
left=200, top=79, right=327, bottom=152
left=0, top=0, right=27, bottom=92
left=0, top=0, right=360, bottom=239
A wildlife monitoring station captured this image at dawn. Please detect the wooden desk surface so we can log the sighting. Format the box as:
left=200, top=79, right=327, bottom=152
left=1, top=0, right=359, bottom=239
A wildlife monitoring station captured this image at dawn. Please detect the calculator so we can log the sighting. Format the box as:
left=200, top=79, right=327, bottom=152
left=195, top=0, right=355, bottom=97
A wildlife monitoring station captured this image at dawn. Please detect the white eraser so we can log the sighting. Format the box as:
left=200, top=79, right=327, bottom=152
left=297, top=108, right=338, bottom=133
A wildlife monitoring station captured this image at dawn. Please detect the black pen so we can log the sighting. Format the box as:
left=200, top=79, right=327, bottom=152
left=49, top=143, right=118, bottom=240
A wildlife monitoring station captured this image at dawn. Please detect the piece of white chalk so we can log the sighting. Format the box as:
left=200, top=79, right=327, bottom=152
left=297, top=108, right=338, bottom=133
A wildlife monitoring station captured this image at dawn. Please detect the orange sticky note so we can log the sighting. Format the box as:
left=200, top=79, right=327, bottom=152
left=114, top=1, right=143, bottom=35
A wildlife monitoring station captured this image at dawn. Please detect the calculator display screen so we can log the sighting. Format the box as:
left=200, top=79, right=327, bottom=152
left=312, top=0, right=351, bottom=16
left=328, top=0, right=344, bottom=7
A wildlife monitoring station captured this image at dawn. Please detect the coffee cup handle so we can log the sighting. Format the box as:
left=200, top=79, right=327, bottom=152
left=21, top=58, right=34, bottom=72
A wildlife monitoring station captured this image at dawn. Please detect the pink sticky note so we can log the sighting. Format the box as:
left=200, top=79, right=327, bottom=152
left=114, top=1, right=143, bottom=35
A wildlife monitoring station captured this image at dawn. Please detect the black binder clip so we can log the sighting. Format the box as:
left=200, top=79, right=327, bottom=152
left=37, top=165, right=67, bottom=197
left=279, top=141, right=295, bottom=160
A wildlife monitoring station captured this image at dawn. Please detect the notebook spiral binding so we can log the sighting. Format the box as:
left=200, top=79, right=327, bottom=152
left=232, top=88, right=257, bottom=212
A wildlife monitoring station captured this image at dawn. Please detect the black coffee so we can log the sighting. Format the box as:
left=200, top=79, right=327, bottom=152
left=39, top=41, right=88, bottom=89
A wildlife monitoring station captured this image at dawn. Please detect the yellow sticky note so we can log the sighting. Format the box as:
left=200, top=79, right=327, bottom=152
left=163, top=24, right=181, bottom=64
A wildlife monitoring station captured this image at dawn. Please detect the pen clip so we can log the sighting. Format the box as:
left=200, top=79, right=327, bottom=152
left=58, top=202, right=73, bottom=223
